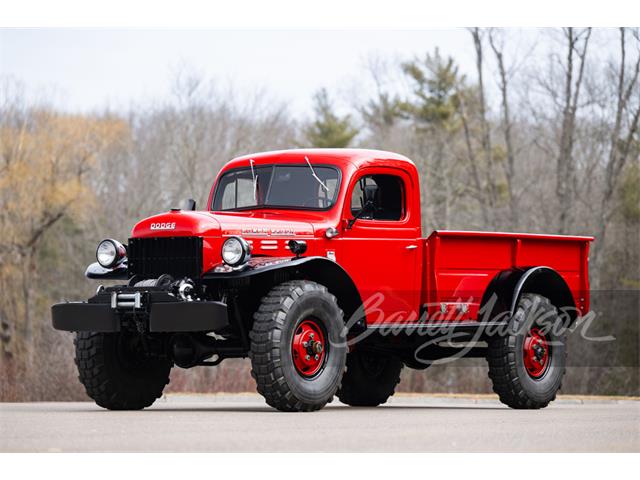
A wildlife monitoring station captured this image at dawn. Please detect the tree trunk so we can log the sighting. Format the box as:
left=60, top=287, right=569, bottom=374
left=489, top=31, right=519, bottom=230
left=470, top=28, right=498, bottom=228
left=457, top=90, right=491, bottom=227
left=556, top=28, right=591, bottom=234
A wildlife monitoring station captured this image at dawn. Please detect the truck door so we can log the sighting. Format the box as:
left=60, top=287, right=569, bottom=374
left=336, top=167, right=421, bottom=325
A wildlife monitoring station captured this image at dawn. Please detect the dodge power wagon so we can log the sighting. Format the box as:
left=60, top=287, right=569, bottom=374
left=52, top=149, right=592, bottom=412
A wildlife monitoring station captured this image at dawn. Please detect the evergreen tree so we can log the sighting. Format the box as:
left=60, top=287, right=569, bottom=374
left=304, top=88, right=358, bottom=148
left=398, top=49, right=466, bottom=231
left=399, top=48, right=462, bottom=130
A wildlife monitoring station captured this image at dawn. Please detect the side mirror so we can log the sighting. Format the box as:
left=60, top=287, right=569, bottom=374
left=363, top=184, right=379, bottom=205
left=347, top=199, right=376, bottom=229
left=183, top=198, right=196, bottom=211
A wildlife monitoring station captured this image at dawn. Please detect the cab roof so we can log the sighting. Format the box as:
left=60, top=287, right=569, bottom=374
left=224, top=148, right=416, bottom=171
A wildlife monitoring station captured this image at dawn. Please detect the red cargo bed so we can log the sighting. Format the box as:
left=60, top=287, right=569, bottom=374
left=421, top=230, right=593, bottom=321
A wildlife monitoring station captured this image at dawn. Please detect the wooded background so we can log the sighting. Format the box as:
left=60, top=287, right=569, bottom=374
left=1, top=28, right=638, bottom=401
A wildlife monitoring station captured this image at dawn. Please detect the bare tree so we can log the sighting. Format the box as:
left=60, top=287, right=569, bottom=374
left=0, top=81, right=126, bottom=354
left=488, top=29, right=520, bottom=229
left=591, top=28, right=640, bottom=286
left=456, top=88, right=491, bottom=227
left=470, top=28, right=499, bottom=227
left=555, top=28, right=592, bottom=233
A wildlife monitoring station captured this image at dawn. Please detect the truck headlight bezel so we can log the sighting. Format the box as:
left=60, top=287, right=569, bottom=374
left=96, top=239, right=127, bottom=268
left=221, top=236, right=251, bottom=267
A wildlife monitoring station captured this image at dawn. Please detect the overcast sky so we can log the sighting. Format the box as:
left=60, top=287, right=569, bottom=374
left=0, top=28, right=616, bottom=117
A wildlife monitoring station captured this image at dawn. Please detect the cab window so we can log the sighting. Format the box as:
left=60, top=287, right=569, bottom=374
left=350, top=174, right=404, bottom=221
left=213, top=165, right=340, bottom=211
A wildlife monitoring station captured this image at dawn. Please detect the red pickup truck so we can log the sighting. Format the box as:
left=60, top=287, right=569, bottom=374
left=52, top=149, right=592, bottom=412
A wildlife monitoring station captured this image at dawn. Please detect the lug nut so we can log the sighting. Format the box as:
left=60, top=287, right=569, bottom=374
left=314, top=354, right=319, bottom=360
left=302, top=341, right=308, bottom=348
left=309, top=333, right=314, bottom=339
left=305, top=355, right=310, bottom=360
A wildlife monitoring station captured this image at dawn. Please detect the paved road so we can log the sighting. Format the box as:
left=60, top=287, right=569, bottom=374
left=1, top=394, right=638, bottom=452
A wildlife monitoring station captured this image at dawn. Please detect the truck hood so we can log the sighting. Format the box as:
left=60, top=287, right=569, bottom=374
left=131, top=210, right=315, bottom=239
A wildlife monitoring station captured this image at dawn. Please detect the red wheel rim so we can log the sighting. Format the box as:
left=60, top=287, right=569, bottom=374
left=291, top=319, right=326, bottom=377
left=523, top=327, right=550, bottom=378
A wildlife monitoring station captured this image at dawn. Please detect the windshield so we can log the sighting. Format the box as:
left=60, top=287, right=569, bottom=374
left=212, top=164, right=341, bottom=211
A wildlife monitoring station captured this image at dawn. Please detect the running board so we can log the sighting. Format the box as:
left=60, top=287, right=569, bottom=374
left=365, top=321, right=506, bottom=335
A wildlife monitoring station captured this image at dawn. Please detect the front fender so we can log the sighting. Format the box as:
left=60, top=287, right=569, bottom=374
left=85, top=261, right=128, bottom=280
left=204, top=256, right=364, bottom=327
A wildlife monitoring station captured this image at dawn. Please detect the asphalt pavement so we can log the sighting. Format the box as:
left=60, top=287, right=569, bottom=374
left=1, top=393, right=638, bottom=452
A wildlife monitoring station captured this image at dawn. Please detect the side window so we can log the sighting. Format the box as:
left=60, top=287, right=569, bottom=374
left=350, top=174, right=404, bottom=221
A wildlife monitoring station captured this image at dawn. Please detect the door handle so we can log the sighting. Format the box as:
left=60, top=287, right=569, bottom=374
left=405, top=245, right=418, bottom=250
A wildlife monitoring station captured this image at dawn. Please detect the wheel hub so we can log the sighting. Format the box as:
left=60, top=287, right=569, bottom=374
left=292, top=319, right=326, bottom=377
left=523, top=327, right=550, bottom=378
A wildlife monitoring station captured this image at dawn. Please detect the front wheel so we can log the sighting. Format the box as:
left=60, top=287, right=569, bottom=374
left=249, top=280, right=347, bottom=412
left=486, top=293, right=567, bottom=409
left=75, top=332, right=172, bottom=410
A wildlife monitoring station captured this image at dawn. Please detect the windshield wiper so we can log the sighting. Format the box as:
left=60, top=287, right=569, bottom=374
left=305, top=156, right=329, bottom=193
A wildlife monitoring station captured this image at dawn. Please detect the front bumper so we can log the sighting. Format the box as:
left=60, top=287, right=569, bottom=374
left=52, top=289, right=229, bottom=333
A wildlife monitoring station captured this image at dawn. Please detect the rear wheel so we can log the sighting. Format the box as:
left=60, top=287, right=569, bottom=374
left=249, top=280, right=347, bottom=412
left=75, top=331, right=172, bottom=410
left=486, top=293, right=567, bottom=409
left=338, top=350, right=403, bottom=407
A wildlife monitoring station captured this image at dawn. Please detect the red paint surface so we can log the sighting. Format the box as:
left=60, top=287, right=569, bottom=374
left=422, top=230, right=592, bottom=321
left=131, top=149, right=593, bottom=324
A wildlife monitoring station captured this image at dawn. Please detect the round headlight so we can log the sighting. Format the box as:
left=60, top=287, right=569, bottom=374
left=96, top=239, right=126, bottom=268
left=221, top=236, right=250, bottom=266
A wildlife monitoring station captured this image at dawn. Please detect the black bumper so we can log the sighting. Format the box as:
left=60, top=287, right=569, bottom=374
left=52, top=300, right=229, bottom=333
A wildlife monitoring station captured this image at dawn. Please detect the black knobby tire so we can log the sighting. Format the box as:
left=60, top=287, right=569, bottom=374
left=487, top=293, right=567, bottom=409
left=75, top=332, right=172, bottom=410
left=337, top=350, right=403, bottom=407
left=249, top=280, right=347, bottom=412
